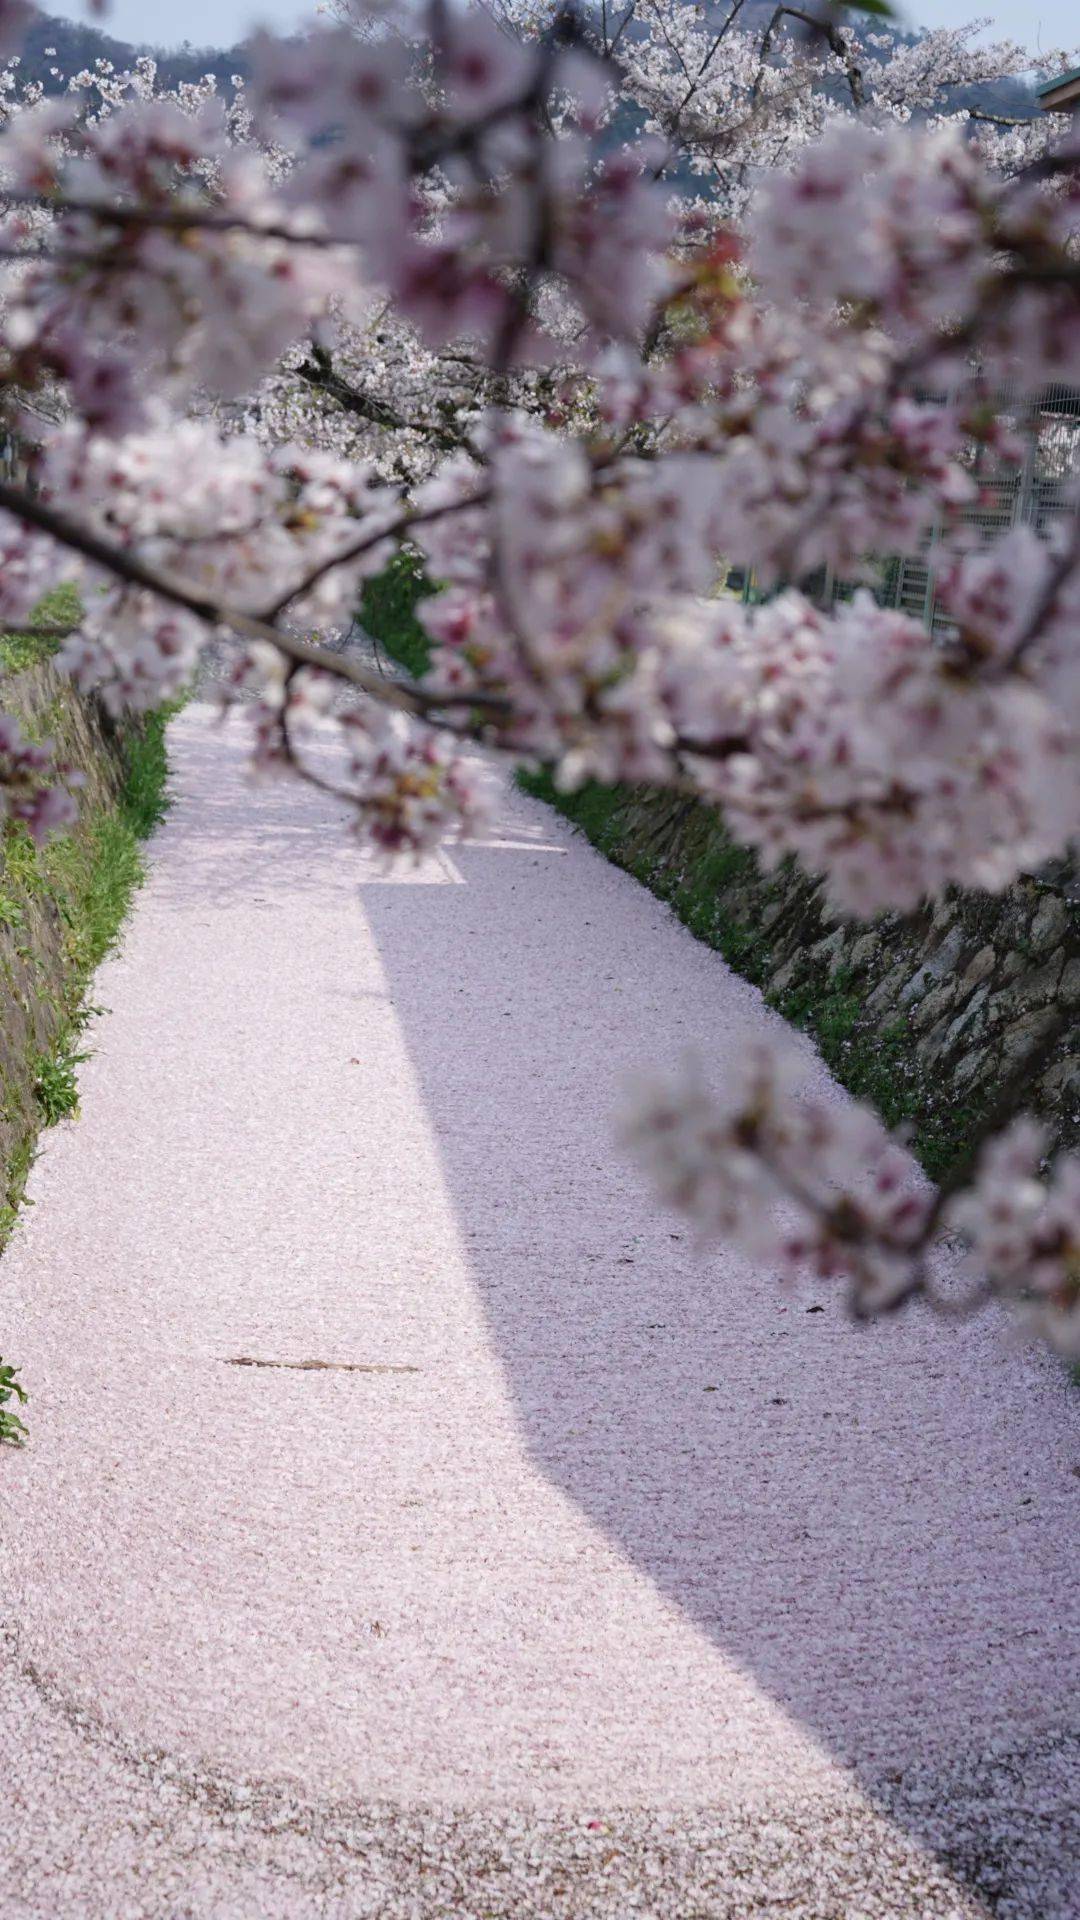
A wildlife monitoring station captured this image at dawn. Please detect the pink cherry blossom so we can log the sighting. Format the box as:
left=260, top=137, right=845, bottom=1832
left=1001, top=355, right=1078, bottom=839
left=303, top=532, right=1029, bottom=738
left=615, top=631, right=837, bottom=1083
left=0, top=705, right=82, bottom=839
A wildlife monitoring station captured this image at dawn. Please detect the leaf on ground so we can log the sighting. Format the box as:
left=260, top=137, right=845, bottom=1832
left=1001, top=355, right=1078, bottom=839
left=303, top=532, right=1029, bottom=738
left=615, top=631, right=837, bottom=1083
left=222, top=1356, right=421, bottom=1373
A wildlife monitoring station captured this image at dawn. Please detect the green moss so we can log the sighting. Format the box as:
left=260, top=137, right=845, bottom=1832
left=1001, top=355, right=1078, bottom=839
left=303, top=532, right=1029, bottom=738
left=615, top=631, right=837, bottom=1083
left=518, top=768, right=771, bottom=980
left=0, top=582, right=82, bottom=673
left=0, top=1131, right=34, bottom=1248
left=767, top=972, right=924, bottom=1140
left=518, top=771, right=625, bottom=854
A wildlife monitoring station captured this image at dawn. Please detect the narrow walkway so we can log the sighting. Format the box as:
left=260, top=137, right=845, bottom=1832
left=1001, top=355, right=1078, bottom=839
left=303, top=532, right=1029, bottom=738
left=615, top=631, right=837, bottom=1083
left=1, top=705, right=1077, bottom=1919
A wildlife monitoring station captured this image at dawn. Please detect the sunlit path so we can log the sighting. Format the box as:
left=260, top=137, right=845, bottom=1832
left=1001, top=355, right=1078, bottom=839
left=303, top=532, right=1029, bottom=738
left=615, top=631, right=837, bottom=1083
left=1, top=704, right=1076, bottom=1918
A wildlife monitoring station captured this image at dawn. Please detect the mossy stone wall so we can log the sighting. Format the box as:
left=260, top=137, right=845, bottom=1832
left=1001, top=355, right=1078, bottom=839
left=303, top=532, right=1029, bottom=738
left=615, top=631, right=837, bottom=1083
left=522, top=776, right=1079, bottom=1180
left=0, top=665, right=130, bottom=1230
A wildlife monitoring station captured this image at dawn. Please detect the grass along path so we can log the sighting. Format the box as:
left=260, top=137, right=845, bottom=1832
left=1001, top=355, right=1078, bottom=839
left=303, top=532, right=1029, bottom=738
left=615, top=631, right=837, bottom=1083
left=0, top=656, right=172, bottom=1441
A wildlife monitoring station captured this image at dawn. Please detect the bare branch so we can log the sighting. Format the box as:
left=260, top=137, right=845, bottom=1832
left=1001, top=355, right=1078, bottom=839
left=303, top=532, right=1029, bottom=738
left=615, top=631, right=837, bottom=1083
left=769, top=5, right=865, bottom=110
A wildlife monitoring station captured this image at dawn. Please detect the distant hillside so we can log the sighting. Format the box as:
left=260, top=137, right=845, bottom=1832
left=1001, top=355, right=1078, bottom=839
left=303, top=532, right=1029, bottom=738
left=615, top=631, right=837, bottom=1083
left=11, top=9, right=246, bottom=94
left=8, top=3, right=1044, bottom=125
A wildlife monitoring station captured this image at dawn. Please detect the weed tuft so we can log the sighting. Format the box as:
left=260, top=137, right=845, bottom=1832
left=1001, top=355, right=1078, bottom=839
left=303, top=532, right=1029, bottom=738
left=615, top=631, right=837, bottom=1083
left=0, top=1356, right=27, bottom=1446
left=32, top=1045, right=87, bottom=1126
left=120, top=706, right=173, bottom=839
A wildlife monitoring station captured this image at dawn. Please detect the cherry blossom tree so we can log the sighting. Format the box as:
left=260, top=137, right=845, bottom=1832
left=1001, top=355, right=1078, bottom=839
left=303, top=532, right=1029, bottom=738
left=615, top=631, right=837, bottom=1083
left=297, top=0, right=1080, bottom=446
left=0, top=0, right=1077, bottom=1352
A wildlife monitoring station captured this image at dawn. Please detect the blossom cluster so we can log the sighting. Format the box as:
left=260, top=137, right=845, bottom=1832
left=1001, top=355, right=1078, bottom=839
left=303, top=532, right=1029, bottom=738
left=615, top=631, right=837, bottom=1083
left=251, top=12, right=673, bottom=361
left=619, top=1042, right=1080, bottom=1355
left=20, top=418, right=399, bottom=711
left=751, top=119, right=1080, bottom=392
left=227, top=646, right=490, bottom=858
left=408, top=422, right=1078, bottom=912
left=947, top=1121, right=1080, bottom=1355
left=617, top=1041, right=934, bottom=1318
left=337, top=707, right=489, bottom=857
left=653, top=312, right=983, bottom=587
left=0, top=510, right=78, bottom=632
left=0, top=705, right=80, bottom=839
left=668, top=583, right=1079, bottom=913
left=0, top=94, right=343, bottom=430
left=416, top=425, right=730, bottom=776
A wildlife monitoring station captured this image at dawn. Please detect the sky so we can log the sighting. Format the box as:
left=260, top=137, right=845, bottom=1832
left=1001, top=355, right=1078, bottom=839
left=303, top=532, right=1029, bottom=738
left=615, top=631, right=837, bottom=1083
left=40, top=0, right=1080, bottom=57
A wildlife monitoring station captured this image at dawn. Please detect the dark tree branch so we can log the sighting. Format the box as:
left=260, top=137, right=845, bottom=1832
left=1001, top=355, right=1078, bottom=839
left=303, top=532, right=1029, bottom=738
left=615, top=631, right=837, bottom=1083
left=0, top=476, right=505, bottom=725
left=770, top=6, right=865, bottom=109
left=295, top=345, right=485, bottom=461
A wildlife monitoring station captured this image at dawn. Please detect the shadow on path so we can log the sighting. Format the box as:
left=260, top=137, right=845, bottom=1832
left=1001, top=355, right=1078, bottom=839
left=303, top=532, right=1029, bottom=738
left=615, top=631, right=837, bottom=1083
left=354, top=781, right=1080, bottom=1911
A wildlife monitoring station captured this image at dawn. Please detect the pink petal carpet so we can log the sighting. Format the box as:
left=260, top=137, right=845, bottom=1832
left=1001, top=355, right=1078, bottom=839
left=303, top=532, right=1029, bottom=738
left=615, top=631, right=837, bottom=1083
left=0, top=703, right=1077, bottom=1917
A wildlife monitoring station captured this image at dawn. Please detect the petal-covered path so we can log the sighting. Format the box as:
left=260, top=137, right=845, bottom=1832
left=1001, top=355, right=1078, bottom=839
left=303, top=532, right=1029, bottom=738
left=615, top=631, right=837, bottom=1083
left=1, top=704, right=1077, bottom=1919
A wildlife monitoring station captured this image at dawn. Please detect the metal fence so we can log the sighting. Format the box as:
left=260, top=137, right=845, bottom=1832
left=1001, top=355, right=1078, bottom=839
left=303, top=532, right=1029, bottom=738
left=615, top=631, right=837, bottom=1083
left=720, top=384, right=1080, bottom=631
left=882, top=382, right=1080, bottom=633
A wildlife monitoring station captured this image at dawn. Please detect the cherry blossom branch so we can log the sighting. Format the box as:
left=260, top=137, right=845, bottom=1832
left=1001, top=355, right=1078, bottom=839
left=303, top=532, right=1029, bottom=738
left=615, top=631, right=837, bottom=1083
left=0, top=242, right=124, bottom=264
left=620, top=1031, right=1079, bottom=1349
left=764, top=6, right=866, bottom=110
left=1000, top=505, right=1080, bottom=673
left=965, top=110, right=1036, bottom=129
left=0, top=191, right=351, bottom=249
left=275, top=668, right=360, bottom=806
left=259, top=489, right=491, bottom=622
left=0, top=476, right=504, bottom=721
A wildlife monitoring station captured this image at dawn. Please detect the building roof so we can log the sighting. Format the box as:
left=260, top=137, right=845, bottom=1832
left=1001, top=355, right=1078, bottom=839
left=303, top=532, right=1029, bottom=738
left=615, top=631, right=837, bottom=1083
left=1037, top=65, right=1080, bottom=109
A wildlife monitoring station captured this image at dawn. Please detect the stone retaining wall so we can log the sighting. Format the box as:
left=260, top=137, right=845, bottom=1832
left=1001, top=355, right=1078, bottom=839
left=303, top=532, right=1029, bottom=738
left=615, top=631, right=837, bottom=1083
left=0, top=665, right=129, bottom=1221
left=534, top=781, right=1079, bottom=1176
